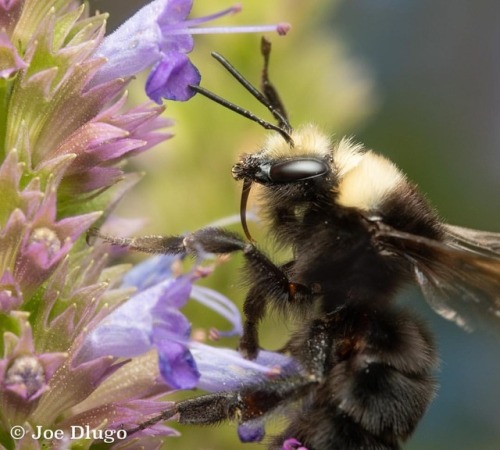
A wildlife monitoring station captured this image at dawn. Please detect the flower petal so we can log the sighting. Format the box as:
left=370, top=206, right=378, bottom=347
left=191, top=344, right=301, bottom=392
left=145, top=52, right=200, bottom=103
left=238, top=420, right=265, bottom=443
left=78, top=280, right=169, bottom=360
left=157, top=0, right=194, bottom=53
left=121, top=254, right=178, bottom=291
left=78, top=274, right=199, bottom=390
left=160, top=0, right=193, bottom=24
left=92, top=0, right=166, bottom=86
left=157, top=339, right=200, bottom=389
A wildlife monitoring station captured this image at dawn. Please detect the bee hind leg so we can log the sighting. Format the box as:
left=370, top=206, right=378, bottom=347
left=126, top=376, right=317, bottom=439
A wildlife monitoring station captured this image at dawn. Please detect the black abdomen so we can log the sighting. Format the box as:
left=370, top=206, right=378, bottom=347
left=276, top=304, right=438, bottom=450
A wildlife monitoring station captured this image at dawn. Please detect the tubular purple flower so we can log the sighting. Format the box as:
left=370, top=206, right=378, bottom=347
left=238, top=419, right=265, bottom=443
left=92, top=0, right=291, bottom=102
left=0, top=312, right=66, bottom=417
left=192, top=345, right=300, bottom=393
left=77, top=255, right=201, bottom=390
left=13, top=190, right=100, bottom=294
left=78, top=253, right=299, bottom=396
left=0, top=0, right=296, bottom=445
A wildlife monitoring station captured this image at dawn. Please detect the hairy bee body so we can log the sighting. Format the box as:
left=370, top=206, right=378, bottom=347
left=234, top=127, right=440, bottom=449
left=250, top=126, right=442, bottom=313
left=277, top=304, right=436, bottom=449
left=94, top=41, right=500, bottom=449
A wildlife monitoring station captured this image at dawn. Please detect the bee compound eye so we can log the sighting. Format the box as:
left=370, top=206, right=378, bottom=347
left=269, top=158, right=329, bottom=183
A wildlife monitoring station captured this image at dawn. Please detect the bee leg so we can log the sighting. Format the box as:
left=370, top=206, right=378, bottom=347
left=301, top=317, right=336, bottom=378
left=87, top=227, right=251, bottom=257
left=89, top=226, right=315, bottom=359
left=87, top=227, right=188, bottom=254
left=126, top=392, right=240, bottom=436
left=180, top=229, right=316, bottom=359
left=127, top=375, right=317, bottom=438
left=129, top=318, right=332, bottom=441
left=239, top=247, right=314, bottom=359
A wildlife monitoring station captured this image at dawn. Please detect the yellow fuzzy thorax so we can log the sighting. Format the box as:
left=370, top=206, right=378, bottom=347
left=261, top=123, right=407, bottom=212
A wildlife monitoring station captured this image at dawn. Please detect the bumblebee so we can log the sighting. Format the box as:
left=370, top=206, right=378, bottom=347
left=92, top=39, right=500, bottom=449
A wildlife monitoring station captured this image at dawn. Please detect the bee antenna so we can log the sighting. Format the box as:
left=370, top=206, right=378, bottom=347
left=210, top=48, right=292, bottom=135
left=190, top=84, right=294, bottom=145
left=259, top=37, right=291, bottom=132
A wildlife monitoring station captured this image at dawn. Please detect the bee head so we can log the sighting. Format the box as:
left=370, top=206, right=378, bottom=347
left=190, top=41, right=335, bottom=241
left=229, top=125, right=335, bottom=241
left=231, top=153, right=330, bottom=186
left=232, top=125, right=332, bottom=186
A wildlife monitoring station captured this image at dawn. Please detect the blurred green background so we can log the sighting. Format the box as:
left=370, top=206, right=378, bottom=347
left=90, top=1, right=500, bottom=449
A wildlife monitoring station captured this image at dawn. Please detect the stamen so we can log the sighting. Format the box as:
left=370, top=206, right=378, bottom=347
left=276, top=22, right=291, bottom=36
left=165, top=3, right=290, bottom=36
left=191, top=285, right=243, bottom=337
left=168, top=24, right=290, bottom=36
left=169, top=4, right=242, bottom=29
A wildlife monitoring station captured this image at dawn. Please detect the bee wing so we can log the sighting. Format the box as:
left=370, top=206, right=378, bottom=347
left=444, top=224, right=500, bottom=256
left=376, top=225, right=500, bottom=334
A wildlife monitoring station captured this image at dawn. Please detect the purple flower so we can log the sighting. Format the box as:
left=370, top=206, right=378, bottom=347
left=93, top=0, right=290, bottom=103
left=0, top=312, right=66, bottom=420
left=0, top=0, right=296, bottom=446
left=76, top=254, right=242, bottom=389
left=78, top=253, right=299, bottom=395
left=46, top=99, right=172, bottom=195
left=192, top=345, right=300, bottom=393
left=78, top=272, right=198, bottom=389
left=13, top=190, right=100, bottom=295
left=238, top=420, right=266, bottom=443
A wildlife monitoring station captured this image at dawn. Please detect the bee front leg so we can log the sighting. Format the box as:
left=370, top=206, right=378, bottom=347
left=87, top=226, right=246, bottom=256
left=182, top=231, right=316, bottom=359
left=239, top=246, right=315, bottom=359
left=88, top=226, right=315, bottom=359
